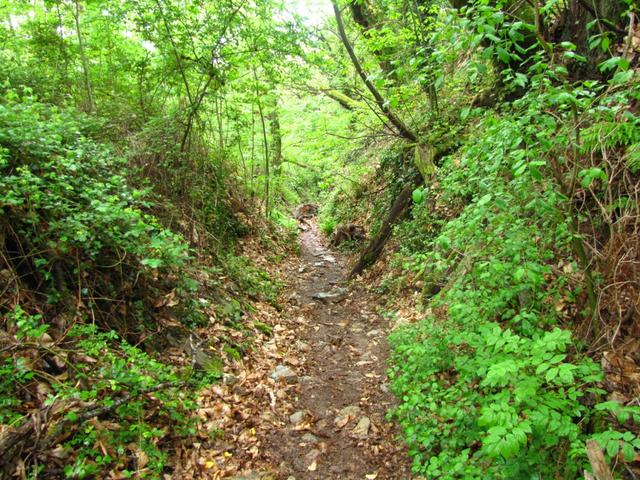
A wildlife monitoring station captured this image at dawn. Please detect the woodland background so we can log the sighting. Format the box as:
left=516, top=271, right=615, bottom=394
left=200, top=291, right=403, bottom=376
left=1, top=0, right=640, bottom=478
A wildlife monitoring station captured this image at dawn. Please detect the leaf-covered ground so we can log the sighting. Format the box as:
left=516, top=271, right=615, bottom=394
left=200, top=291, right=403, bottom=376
left=172, top=219, right=413, bottom=479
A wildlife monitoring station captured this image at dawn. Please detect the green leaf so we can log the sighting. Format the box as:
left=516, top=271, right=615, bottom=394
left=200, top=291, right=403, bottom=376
left=497, top=47, right=511, bottom=63
left=545, top=368, right=558, bottom=383
left=606, top=440, right=620, bottom=458
left=622, top=442, right=635, bottom=461
left=477, top=194, right=492, bottom=207
left=599, top=56, right=630, bottom=72
left=141, top=258, right=163, bottom=268
left=412, top=188, right=425, bottom=204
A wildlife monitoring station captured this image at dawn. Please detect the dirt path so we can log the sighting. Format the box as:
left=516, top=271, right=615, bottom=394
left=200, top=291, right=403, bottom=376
left=174, top=220, right=412, bottom=479
left=258, top=221, right=412, bottom=479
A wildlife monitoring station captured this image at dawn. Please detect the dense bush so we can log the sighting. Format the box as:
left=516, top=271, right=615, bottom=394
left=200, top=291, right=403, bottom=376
left=0, top=91, right=189, bottom=321
left=388, top=71, right=640, bottom=477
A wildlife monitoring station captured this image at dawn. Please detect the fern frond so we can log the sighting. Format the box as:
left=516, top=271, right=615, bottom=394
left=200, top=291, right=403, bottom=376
left=582, top=121, right=640, bottom=152
left=625, top=143, right=640, bottom=173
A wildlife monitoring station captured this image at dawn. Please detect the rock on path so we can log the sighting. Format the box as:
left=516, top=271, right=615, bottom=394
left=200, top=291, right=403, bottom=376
left=259, top=220, right=412, bottom=479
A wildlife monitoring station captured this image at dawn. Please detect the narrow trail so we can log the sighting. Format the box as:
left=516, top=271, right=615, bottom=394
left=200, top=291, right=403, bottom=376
left=259, top=220, right=412, bottom=479
left=177, top=219, right=413, bottom=479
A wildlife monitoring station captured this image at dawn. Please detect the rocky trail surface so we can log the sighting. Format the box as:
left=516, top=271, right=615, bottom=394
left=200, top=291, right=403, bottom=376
left=174, top=220, right=412, bottom=479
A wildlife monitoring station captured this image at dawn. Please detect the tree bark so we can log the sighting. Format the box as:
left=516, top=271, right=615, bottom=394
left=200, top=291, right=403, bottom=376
left=332, top=0, right=418, bottom=143
left=349, top=177, right=420, bottom=278
left=349, top=142, right=456, bottom=277
left=322, top=89, right=363, bottom=110
left=269, top=100, right=282, bottom=171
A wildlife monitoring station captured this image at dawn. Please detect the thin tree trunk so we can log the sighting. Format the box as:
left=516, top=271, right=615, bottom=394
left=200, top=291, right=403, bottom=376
left=179, top=73, right=214, bottom=152
left=155, top=0, right=193, bottom=105
left=55, top=0, right=69, bottom=90
left=409, top=0, right=439, bottom=113
left=253, top=67, right=270, bottom=217
left=332, top=0, right=418, bottom=142
left=250, top=106, right=256, bottom=203
left=238, top=137, right=248, bottom=190
left=215, top=95, right=225, bottom=154
left=258, top=100, right=269, bottom=217
left=269, top=100, right=282, bottom=172
left=72, top=0, right=94, bottom=113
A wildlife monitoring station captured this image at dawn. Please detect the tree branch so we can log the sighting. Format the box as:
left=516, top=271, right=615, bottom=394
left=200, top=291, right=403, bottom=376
left=331, top=0, right=418, bottom=143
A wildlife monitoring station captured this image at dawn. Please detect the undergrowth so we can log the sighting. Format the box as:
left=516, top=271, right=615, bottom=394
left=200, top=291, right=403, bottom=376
left=0, top=91, right=283, bottom=477
left=387, top=69, right=640, bottom=478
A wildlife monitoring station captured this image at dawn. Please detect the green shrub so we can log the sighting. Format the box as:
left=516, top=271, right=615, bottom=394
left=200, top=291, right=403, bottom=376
left=0, top=91, right=189, bottom=321
left=0, top=307, right=211, bottom=478
left=319, top=216, right=337, bottom=236
left=387, top=82, right=640, bottom=477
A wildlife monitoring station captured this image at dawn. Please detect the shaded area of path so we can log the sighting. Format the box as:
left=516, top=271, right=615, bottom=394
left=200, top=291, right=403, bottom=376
left=261, top=220, right=412, bottom=479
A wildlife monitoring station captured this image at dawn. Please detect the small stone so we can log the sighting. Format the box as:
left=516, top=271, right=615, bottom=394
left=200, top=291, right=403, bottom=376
left=289, top=411, right=305, bottom=425
left=270, top=365, right=298, bottom=384
left=312, top=287, right=348, bottom=303
left=223, top=373, right=238, bottom=386
left=351, top=416, right=371, bottom=439
left=322, top=255, right=336, bottom=263
left=298, top=266, right=306, bottom=273
left=313, top=262, right=324, bottom=267
left=334, top=405, right=361, bottom=427
left=299, top=375, right=314, bottom=385
left=301, top=433, right=318, bottom=444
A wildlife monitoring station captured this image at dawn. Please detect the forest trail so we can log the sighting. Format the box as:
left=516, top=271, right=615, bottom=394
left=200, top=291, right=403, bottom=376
left=255, top=219, right=412, bottom=479
left=175, top=218, right=414, bottom=480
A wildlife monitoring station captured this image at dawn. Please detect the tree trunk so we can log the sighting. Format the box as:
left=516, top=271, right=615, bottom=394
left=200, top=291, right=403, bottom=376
left=253, top=67, right=270, bottom=217
left=349, top=175, right=421, bottom=278
left=72, top=0, right=94, bottom=113
left=549, top=0, right=627, bottom=78
left=349, top=143, right=455, bottom=277
left=322, top=89, right=363, bottom=110
left=269, top=100, right=282, bottom=172
left=332, top=0, right=418, bottom=143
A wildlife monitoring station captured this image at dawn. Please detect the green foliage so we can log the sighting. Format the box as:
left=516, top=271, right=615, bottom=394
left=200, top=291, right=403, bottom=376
left=388, top=51, right=640, bottom=474
left=389, top=109, right=602, bottom=477
left=54, top=324, right=198, bottom=478
left=0, top=92, right=189, bottom=311
left=1, top=0, right=637, bottom=477
left=319, top=215, right=337, bottom=236
left=0, top=308, right=211, bottom=478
